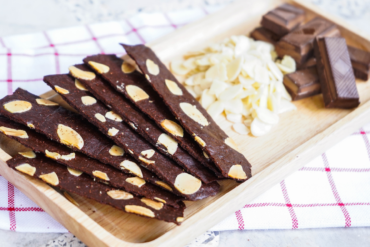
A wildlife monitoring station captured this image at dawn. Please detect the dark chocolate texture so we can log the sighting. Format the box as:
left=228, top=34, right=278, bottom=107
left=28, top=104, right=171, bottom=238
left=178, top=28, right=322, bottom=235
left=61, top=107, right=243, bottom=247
left=250, top=27, right=281, bottom=44
left=348, top=46, right=370, bottom=81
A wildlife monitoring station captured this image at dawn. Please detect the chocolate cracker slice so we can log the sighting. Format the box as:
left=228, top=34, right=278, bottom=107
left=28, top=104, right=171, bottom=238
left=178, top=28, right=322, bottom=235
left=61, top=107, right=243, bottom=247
left=44, top=74, right=220, bottom=200
left=0, top=88, right=161, bottom=187
left=0, top=116, right=183, bottom=207
left=83, top=55, right=222, bottom=177
left=314, top=37, right=360, bottom=108
left=7, top=154, right=185, bottom=224
left=68, top=64, right=217, bottom=184
left=348, top=46, right=370, bottom=81
left=123, top=44, right=252, bottom=181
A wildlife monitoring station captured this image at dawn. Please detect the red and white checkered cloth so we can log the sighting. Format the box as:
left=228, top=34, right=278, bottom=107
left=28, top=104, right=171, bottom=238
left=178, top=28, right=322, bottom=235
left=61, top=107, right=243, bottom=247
left=0, top=6, right=370, bottom=233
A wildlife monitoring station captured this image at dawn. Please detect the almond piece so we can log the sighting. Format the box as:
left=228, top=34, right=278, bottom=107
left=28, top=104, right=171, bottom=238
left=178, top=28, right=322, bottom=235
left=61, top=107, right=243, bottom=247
left=120, top=160, right=143, bottom=178
left=45, top=150, right=61, bottom=160
left=108, top=127, right=119, bottom=136
left=39, top=172, right=59, bottom=186
left=36, top=99, right=59, bottom=106
left=94, top=113, right=106, bottom=122
left=160, top=119, right=184, bottom=137
left=180, top=102, right=209, bottom=126
left=145, top=74, right=151, bottom=82
left=107, top=190, right=133, bottom=200
left=225, top=137, right=239, bottom=151
left=125, top=205, right=155, bottom=218
left=15, top=164, right=36, bottom=176
left=27, top=123, right=35, bottom=129
left=157, top=134, right=178, bottom=155
left=54, top=86, right=69, bottom=95
left=177, top=217, right=184, bottom=223
left=174, top=173, right=201, bottom=195
left=203, top=151, right=209, bottom=159
left=3, top=100, right=32, bottom=113
left=67, top=167, right=82, bottom=177
left=155, top=181, right=172, bottom=191
left=126, top=177, right=146, bottom=187
left=0, top=126, right=28, bottom=139
left=228, top=164, right=247, bottom=179
left=61, top=153, right=75, bottom=161
left=75, top=79, right=88, bottom=91
left=126, top=85, right=149, bottom=102
left=140, top=149, right=155, bottom=159
left=93, top=170, right=110, bottom=181
left=165, top=79, right=183, bottom=96
left=69, top=66, right=96, bottom=80
left=81, top=96, right=97, bottom=106
left=19, top=151, right=36, bottom=159
left=121, top=61, right=136, bottom=74
left=154, top=197, right=166, bottom=204
left=146, top=59, right=159, bottom=75
left=194, top=135, right=206, bottom=147
left=88, top=61, right=110, bottom=74
left=105, top=111, right=122, bottom=122
left=141, top=198, right=163, bottom=210
left=109, top=145, right=124, bottom=156
left=57, top=124, right=84, bottom=149
left=138, top=156, right=155, bottom=165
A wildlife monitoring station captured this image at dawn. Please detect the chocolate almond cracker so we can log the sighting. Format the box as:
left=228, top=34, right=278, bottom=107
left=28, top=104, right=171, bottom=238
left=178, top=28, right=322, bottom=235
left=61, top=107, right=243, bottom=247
left=68, top=64, right=217, bottom=184
left=123, top=44, right=252, bottom=181
left=314, top=37, right=360, bottom=108
left=0, top=88, right=161, bottom=187
left=83, top=55, right=222, bottom=177
left=348, top=46, right=370, bottom=81
left=44, top=74, right=220, bottom=200
left=7, top=154, right=185, bottom=224
left=0, top=116, right=183, bottom=208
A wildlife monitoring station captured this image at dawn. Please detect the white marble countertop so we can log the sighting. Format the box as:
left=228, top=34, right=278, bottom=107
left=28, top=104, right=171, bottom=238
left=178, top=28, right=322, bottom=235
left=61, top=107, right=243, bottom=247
left=1, top=0, right=370, bottom=246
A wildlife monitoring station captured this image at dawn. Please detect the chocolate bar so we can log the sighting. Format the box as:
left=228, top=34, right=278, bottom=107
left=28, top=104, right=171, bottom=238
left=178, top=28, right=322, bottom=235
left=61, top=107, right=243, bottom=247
left=276, top=17, right=341, bottom=66
left=7, top=154, right=185, bottom=224
left=348, top=46, right=370, bottom=81
left=298, top=57, right=316, bottom=70
left=83, top=55, right=222, bottom=177
left=261, top=3, right=305, bottom=36
left=0, top=88, right=161, bottom=187
left=68, top=64, right=217, bottom=184
left=123, top=44, right=252, bottom=181
left=314, top=37, right=360, bottom=108
left=250, top=27, right=281, bottom=44
left=0, top=116, right=183, bottom=207
left=44, top=74, right=220, bottom=200
left=283, top=67, right=321, bottom=101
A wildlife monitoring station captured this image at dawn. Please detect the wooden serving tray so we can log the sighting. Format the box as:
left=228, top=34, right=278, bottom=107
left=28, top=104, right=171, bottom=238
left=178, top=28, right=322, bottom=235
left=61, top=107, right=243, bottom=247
left=1, top=0, right=370, bottom=246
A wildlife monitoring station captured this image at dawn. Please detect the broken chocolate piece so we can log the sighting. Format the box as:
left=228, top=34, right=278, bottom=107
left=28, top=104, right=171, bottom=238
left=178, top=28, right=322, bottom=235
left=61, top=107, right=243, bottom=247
left=250, top=27, right=282, bottom=44
left=314, top=37, right=360, bottom=108
left=0, top=116, right=183, bottom=207
left=283, top=67, right=321, bottom=101
left=261, top=3, right=305, bottom=36
left=123, top=44, right=252, bottom=181
left=348, top=46, right=370, bottom=81
left=7, top=154, right=185, bottom=224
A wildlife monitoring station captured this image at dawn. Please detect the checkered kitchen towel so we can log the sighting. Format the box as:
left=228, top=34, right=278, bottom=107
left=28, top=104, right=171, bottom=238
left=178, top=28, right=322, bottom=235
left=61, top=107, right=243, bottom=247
left=1, top=6, right=370, bottom=233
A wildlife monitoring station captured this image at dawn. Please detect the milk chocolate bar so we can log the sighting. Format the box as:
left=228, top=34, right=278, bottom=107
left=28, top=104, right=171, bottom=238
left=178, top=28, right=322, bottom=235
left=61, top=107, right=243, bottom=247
left=261, top=3, right=305, bottom=36
left=44, top=74, right=220, bottom=200
left=250, top=27, right=281, bottom=44
left=7, top=154, right=185, bottom=224
left=123, top=44, right=252, bottom=181
left=276, top=17, right=341, bottom=66
left=0, top=88, right=161, bottom=187
left=68, top=64, right=217, bottom=184
left=283, top=67, right=321, bottom=101
left=83, top=55, right=222, bottom=177
left=314, top=37, right=360, bottom=108
left=348, top=46, right=370, bottom=81
left=0, top=116, right=183, bottom=207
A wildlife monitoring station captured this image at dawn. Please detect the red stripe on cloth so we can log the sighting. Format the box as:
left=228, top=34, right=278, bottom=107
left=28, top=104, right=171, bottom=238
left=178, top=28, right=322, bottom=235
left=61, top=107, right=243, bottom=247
left=352, top=131, right=370, bottom=136
left=280, top=180, right=298, bottom=229
left=0, top=52, right=125, bottom=57
left=243, top=202, right=370, bottom=208
left=299, top=167, right=370, bottom=172
left=235, top=210, right=245, bottom=230
left=360, top=128, right=370, bottom=161
left=164, top=13, right=177, bottom=29
left=43, top=32, right=60, bottom=74
left=0, top=37, right=6, bottom=48
left=0, top=78, right=43, bottom=83
left=7, top=49, right=12, bottom=95
left=322, top=153, right=352, bottom=227
left=125, top=19, right=146, bottom=44
left=0, top=207, right=44, bottom=212
left=85, top=25, right=105, bottom=54
left=7, top=182, right=16, bottom=231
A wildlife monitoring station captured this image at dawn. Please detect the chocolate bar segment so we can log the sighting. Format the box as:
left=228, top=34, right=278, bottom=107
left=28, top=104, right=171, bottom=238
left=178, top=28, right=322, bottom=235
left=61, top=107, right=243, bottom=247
left=69, top=64, right=217, bottom=184
left=348, top=46, right=370, bottom=81
left=123, top=44, right=252, bottom=181
left=7, top=154, right=185, bottom=224
left=83, top=55, right=222, bottom=177
left=0, top=116, right=183, bottom=207
left=0, top=88, right=161, bottom=186
left=44, top=74, right=220, bottom=200
left=314, top=37, right=360, bottom=108
left=283, top=67, right=321, bottom=101
left=276, top=17, right=341, bottom=66
left=261, top=3, right=305, bottom=36
left=250, top=27, right=281, bottom=44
